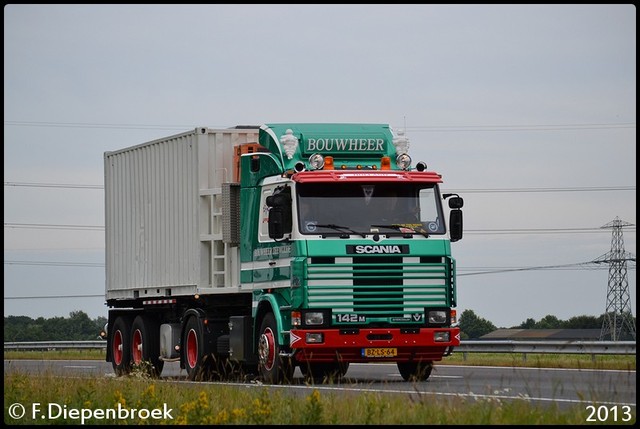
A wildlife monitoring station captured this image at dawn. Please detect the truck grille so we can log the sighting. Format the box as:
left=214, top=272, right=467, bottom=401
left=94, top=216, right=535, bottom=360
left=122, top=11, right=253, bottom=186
left=306, top=255, right=451, bottom=319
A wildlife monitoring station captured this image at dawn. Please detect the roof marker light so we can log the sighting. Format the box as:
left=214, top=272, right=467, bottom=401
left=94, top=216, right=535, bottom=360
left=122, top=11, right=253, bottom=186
left=324, top=156, right=334, bottom=170
left=381, top=156, right=391, bottom=170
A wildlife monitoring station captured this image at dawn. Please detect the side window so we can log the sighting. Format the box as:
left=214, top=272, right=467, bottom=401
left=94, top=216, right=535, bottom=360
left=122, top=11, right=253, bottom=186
left=258, top=187, right=275, bottom=242
left=419, top=187, right=445, bottom=234
left=259, top=184, right=292, bottom=241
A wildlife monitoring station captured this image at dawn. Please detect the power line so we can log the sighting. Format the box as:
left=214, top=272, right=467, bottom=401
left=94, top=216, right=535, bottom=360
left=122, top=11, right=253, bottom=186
left=4, top=294, right=104, bottom=299
left=1, top=260, right=587, bottom=270
left=5, top=248, right=635, bottom=300
left=4, top=223, right=103, bottom=231
left=6, top=259, right=630, bottom=271
left=4, top=260, right=104, bottom=267
left=465, top=227, right=636, bottom=235
left=402, top=123, right=636, bottom=132
left=446, top=186, right=635, bottom=193
left=4, top=182, right=102, bottom=189
left=4, top=120, right=635, bottom=132
left=5, top=256, right=635, bottom=272
left=4, top=261, right=634, bottom=300
left=407, top=122, right=636, bottom=128
left=458, top=261, right=635, bottom=277
left=5, top=181, right=636, bottom=194
left=4, top=222, right=635, bottom=235
left=4, top=222, right=636, bottom=235
left=3, top=120, right=195, bottom=131
left=463, top=263, right=637, bottom=271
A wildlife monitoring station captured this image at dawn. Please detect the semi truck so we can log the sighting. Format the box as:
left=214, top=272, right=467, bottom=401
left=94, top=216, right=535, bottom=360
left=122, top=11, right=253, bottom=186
left=102, top=123, right=463, bottom=384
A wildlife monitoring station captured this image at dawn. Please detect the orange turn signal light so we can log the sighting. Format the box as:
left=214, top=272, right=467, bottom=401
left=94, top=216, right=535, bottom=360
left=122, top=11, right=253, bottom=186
left=324, top=156, right=334, bottom=170
left=381, top=156, right=391, bottom=170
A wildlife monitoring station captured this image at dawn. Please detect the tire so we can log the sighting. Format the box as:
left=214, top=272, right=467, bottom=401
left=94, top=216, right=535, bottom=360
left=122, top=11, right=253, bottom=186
left=300, top=362, right=350, bottom=384
left=182, top=316, right=212, bottom=381
left=111, top=316, right=133, bottom=376
left=130, top=315, right=164, bottom=377
left=397, top=361, right=433, bottom=381
left=258, top=313, right=293, bottom=384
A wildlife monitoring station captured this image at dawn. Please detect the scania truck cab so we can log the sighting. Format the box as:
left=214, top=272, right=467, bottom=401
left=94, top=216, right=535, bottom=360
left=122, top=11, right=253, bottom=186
left=241, top=123, right=463, bottom=383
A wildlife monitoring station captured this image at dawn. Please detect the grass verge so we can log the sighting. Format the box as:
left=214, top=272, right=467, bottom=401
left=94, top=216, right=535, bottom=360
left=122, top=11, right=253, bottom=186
left=5, top=371, right=631, bottom=425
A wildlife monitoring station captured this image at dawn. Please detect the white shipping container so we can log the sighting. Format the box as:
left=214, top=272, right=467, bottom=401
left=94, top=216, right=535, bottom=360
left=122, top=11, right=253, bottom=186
left=104, top=127, right=259, bottom=300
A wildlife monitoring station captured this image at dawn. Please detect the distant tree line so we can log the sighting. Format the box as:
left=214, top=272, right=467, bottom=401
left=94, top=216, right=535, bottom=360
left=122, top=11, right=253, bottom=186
left=458, top=310, right=635, bottom=339
left=3, top=309, right=634, bottom=341
left=4, top=311, right=107, bottom=342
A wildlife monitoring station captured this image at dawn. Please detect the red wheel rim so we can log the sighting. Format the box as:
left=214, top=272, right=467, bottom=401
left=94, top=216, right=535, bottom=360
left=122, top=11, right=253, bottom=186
left=259, top=327, right=275, bottom=370
left=113, top=330, right=123, bottom=365
left=132, top=329, right=142, bottom=364
left=186, top=329, right=198, bottom=369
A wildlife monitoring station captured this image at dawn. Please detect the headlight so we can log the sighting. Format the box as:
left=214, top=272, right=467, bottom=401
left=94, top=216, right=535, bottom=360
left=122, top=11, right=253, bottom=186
left=434, top=331, right=451, bottom=342
left=308, top=153, right=324, bottom=169
left=306, top=333, right=324, bottom=343
left=396, top=153, right=412, bottom=170
left=305, top=312, right=324, bottom=325
left=428, top=310, right=447, bottom=324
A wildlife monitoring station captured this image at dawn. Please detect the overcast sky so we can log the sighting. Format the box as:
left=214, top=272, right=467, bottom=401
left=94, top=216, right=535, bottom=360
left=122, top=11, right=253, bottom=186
left=4, top=4, right=636, bottom=328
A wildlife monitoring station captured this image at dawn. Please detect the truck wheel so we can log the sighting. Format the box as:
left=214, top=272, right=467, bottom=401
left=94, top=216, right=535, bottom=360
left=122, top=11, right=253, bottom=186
left=111, top=316, right=132, bottom=376
left=397, top=361, right=433, bottom=381
left=300, top=362, right=350, bottom=384
left=131, top=315, right=164, bottom=377
left=182, top=316, right=211, bottom=381
left=258, top=313, right=293, bottom=384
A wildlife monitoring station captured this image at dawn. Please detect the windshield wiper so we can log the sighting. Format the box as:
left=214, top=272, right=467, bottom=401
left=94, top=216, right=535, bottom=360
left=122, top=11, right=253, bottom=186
left=371, top=224, right=429, bottom=238
left=314, top=224, right=367, bottom=238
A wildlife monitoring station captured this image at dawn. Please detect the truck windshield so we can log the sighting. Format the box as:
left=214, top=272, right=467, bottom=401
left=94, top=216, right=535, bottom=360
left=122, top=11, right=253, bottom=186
left=296, top=182, right=445, bottom=236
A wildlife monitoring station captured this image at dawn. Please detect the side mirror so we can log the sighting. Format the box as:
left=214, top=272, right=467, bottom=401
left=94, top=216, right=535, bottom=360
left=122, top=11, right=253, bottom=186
left=268, top=208, right=288, bottom=239
left=449, top=209, right=463, bottom=242
left=448, top=196, right=464, bottom=209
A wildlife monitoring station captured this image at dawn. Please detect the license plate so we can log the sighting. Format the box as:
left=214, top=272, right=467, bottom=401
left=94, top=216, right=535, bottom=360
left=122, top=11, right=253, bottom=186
left=362, top=348, right=397, bottom=358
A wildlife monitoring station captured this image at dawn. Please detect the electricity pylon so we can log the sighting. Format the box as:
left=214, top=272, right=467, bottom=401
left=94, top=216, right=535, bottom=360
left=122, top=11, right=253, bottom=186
left=594, top=217, right=636, bottom=341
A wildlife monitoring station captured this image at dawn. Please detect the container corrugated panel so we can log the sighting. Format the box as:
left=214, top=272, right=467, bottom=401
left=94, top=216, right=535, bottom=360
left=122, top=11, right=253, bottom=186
left=104, top=127, right=259, bottom=300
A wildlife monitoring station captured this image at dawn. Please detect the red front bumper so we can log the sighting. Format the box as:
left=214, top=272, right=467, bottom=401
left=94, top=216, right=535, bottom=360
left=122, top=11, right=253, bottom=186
left=290, top=327, right=460, bottom=363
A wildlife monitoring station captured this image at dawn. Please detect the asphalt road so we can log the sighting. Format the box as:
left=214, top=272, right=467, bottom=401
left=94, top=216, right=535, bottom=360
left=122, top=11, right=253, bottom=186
left=4, top=359, right=636, bottom=411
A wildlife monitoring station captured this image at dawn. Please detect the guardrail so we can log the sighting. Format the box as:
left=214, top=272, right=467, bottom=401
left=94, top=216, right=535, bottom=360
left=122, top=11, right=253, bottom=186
left=4, top=341, right=107, bottom=351
left=455, top=340, right=636, bottom=361
left=4, top=340, right=636, bottom=356
left=457, top=340, right=635, bottom=354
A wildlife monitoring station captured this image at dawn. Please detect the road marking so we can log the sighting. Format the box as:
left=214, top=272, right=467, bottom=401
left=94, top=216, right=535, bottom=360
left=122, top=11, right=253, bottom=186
left=63, top=365, right=97, bottom=369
